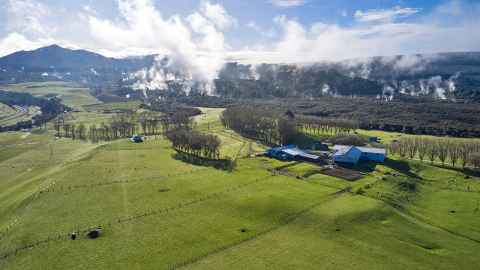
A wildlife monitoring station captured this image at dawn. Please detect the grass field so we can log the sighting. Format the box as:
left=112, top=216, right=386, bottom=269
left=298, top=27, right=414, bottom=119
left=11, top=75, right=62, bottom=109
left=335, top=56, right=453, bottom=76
left=0, top=106, right=41, bottom=126
left=83, top=101, right=142, bottom=112
left=1, top=85, right=480, bottom=269
left=1, top=81, right=101, bottom=110
left=0, top=103, right=15, bottom=117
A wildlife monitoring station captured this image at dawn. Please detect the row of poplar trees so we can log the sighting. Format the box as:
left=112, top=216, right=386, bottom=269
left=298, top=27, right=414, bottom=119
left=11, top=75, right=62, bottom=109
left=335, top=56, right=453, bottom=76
left=53, top=111, right=195, bottom=142
left=388, top=137, right=480, bottom=168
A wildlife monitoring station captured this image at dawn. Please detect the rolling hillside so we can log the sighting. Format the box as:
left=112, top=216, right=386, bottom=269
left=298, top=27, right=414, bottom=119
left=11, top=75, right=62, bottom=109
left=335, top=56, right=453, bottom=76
left=1, top=94, right=480, bottom=269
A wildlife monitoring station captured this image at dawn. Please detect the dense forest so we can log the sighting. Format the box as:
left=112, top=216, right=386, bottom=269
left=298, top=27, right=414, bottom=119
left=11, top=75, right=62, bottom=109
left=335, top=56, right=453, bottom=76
left=286, top=97, right=480, bottom=137
left=214, top=63, right=383, bottom=99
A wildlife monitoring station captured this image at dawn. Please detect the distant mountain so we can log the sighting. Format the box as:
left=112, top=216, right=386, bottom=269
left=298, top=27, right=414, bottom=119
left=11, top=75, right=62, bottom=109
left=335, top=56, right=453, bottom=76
left=0, top=44, right=154, bottom=71
left=1, top=45, right=479, bottom=102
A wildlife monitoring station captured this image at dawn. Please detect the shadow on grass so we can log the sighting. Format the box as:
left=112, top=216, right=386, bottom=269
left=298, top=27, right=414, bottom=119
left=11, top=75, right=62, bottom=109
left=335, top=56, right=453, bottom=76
left=172, top=151, right=236, bottom=172
left=433, top=164, right=480, bottom=178
left=383, top=158, right=421, bottom=179
left=341, top=161, right=378, bottom=174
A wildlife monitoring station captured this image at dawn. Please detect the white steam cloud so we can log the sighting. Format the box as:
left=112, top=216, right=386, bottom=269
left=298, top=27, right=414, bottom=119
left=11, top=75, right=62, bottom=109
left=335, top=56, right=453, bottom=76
left=87, top=0, right=233, bottom=94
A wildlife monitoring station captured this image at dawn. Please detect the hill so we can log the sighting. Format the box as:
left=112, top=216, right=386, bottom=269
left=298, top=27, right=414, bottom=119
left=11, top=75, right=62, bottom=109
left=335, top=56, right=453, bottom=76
left=0, top=45, right=154, bottom=72
left=1, top=45, right=479, bottom=102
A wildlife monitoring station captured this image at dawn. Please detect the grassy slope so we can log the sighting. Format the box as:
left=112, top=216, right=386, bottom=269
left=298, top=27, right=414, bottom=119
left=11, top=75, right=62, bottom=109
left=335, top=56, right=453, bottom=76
left=0, top=103, right=15, bottom=117
left=0, top=106, right=42, bottom=126
left=1, top=81, right=100, bottom=110
left=0, top=92, right=479, bottom=269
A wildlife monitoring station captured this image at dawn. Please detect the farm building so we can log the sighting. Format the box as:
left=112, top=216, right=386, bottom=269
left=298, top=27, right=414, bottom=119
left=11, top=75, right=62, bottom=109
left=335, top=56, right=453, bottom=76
left=333, top=145, right=386, bottom=165
left=266, top=145, right=321, bottom=163
left=332, top=146, right=363, bottom=165
left=356, top=147, right=387, bottom=162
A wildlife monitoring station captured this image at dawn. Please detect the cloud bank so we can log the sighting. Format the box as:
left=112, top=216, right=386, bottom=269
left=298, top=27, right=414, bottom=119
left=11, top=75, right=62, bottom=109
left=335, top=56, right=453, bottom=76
left=231, top=1, right=480, bottom=64
left=1, top=0, right=480, bottom=69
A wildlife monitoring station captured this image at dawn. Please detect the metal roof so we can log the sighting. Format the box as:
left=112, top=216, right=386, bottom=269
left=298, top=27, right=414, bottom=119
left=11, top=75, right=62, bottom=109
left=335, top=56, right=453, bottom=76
left=356, top=147, right=386, bottom=155
left=282, top=148, right=320, bottom=160
left=332, top=145, right=354, bottom=156
left=333, top=145, right=386, bottom=156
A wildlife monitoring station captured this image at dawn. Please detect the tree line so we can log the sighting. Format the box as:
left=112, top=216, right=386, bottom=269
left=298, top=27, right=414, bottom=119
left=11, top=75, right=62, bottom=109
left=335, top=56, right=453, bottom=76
left=53, top=110, right=198, bottom=144
left=221, top=105, right=357, bottom=146
left=296, top=116, right=358, bottom=135
left=165, top=128, right=221, bottom=159
left=0, top=90, right=68, bottom=132
left=388, top=137, right=480, bottom=168
left=221, top=105, right=284, bottom=145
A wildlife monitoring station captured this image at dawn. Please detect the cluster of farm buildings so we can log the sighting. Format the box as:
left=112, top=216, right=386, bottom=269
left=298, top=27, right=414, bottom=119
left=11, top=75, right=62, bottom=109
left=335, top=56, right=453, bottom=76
left=266, top=144, right=386, bottom=165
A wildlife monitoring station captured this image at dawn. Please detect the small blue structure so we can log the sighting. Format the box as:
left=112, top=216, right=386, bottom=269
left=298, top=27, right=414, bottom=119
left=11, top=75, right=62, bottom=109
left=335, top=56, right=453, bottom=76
left=130, top=134, right=144, bottom=143
left=266, top=145, right=321, bottom=162
left=333, top=145, right=386, bottom=165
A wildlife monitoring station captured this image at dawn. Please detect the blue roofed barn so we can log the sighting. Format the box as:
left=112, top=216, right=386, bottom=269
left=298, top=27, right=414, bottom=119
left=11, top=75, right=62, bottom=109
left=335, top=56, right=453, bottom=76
left=333, top=145, right=386, bottom=165
left=357, top=147, right=387, bottom=162
left=332, top=145, right=362, bottom=165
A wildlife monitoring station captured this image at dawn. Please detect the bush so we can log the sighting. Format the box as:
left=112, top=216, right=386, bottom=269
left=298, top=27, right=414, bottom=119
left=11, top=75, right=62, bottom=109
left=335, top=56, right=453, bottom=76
left=355, top=188, right=366, bottom=195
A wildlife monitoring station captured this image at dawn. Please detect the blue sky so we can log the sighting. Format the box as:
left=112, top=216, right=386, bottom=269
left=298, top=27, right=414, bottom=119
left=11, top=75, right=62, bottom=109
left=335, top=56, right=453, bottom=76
left=1, top=0, right=479, bottom=65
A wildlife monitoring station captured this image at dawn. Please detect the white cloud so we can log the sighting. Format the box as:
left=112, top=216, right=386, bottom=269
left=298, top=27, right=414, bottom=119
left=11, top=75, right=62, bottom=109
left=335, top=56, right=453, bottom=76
left=86, top=0, right=231, bottom=91
left=269, top=0, right=306, bottom=8
left=199, top=1, right=237, bottom=30
left=0, top=0, right=479, bottom=75
left=0, top=32, right=53, bottom=56
left=354, top=6, right=421, bottom=23
left=5, top=0, right=52, bottom=38
left=230, top=2, right=480, bottom=64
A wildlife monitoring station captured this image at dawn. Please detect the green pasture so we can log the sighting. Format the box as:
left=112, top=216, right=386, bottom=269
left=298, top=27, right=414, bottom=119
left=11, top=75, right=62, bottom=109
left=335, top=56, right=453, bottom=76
left=0, top=86, right=479, bottom=269
left=1, top=81, right=100, bottom=110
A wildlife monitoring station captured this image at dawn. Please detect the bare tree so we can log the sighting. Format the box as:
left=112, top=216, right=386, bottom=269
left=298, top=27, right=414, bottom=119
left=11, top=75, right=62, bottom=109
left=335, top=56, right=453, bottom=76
left=448, top=141, right=460, bottom=167
left=437, top=141, right=449, bottom=165
left=471, top=152, right=480, bottom=169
